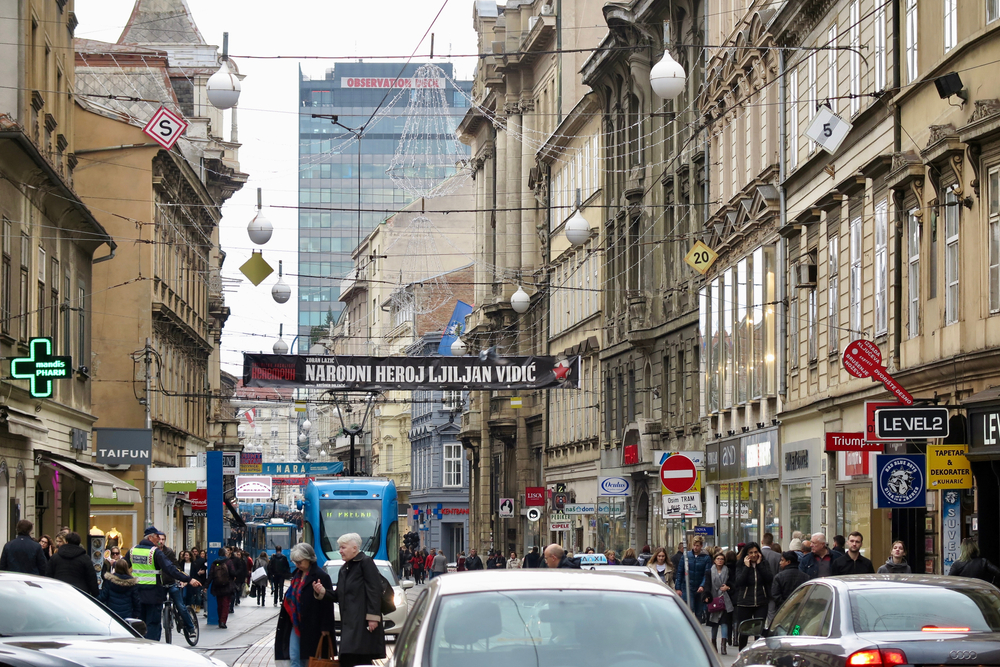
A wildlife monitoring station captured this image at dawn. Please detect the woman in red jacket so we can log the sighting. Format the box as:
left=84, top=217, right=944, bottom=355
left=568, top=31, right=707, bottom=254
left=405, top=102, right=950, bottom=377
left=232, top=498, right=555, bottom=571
left=410, top=550, right=425, bottom=584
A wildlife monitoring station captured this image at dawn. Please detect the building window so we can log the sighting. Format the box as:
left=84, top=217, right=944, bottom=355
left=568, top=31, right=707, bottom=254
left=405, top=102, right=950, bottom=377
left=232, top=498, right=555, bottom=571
left=850, top=2, right=861, bottom=115
left=443, top=443, right=462, bottom=487
left=945, top=189, right=960, bottom=324
left=20, top=233, right=29, bottom=341
left=909, top=210, right=921, bottom=336
left=875, top=200, right=888, bottom=336
left=50, top=259, right=58, bottom=347
left=271, top=427, right=279, bottom=439
left=828, top=27, right=838, bottom=111
left=442, top=390, right=460, bottom=412
left=828, top=233, right=839, bottom=353
left=790, top=252, right=799, bottom=367
left=905, top=0, right=918, bottom=84
left=62, top=274, right=71, bottom=356
left=78, top=283, right=85, bottom=366
left=808, top=283, right=818, bottom=361
left=1, top=219, right=9, bottom=335
left=850, top=215, right=862, bottom=332
left=990, top=0, right=1000, bottom=24
left=944, top=0, right=957, bottom=52
left=384, top=443, right=393, bottom=472
left=808, top=53, right=817, bottom=152
left=789, top=68, right=799, bottom=170
left=875, top=2, right=886, bottom=91
left=991, top=167, right=1000, bottom=313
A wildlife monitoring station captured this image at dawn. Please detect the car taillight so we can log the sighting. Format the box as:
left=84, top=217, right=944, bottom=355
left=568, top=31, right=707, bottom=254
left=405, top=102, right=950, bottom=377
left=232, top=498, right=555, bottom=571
left=847, top=649, right=908, bottom=667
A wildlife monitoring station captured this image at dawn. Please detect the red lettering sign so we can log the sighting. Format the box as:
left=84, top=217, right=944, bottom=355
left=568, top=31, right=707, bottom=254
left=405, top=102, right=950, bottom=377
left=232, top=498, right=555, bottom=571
left=825, top=431, right=883, bottom=452
left=845, top=450, right=870, bottom=476
left=866, top=401, right=906, bottom=443
left=342, top=77, right=445, bottom=89
left=525, top=486, right=545, bottom=506
left=440, top=508, right=469, bottom=515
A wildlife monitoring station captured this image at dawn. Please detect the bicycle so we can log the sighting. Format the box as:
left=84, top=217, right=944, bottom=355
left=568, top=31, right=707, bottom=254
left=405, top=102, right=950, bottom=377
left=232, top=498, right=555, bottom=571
left=162, top=586, right=200, bottom=646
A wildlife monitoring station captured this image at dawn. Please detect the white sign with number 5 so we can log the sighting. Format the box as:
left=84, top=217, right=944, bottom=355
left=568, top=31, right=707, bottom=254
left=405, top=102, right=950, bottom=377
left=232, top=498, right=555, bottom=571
left=805, top=105, right=852, bottom=154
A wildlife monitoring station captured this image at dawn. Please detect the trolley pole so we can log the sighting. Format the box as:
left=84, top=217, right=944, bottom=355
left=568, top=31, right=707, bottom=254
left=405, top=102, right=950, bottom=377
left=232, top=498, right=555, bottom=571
left=143, top=338, right=153, bottom=528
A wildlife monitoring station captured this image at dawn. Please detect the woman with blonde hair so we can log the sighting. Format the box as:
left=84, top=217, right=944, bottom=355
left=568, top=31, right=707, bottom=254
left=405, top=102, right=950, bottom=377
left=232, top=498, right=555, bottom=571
left=646, top=547, right=674, bottom=584
left=621, top=547, right=639, bottom=566
left=605, top=550, right=618, bottom=565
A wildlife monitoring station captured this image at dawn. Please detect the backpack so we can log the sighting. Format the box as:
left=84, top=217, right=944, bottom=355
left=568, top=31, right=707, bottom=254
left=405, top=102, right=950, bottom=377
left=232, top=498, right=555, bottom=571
left=213, top=560, right=231, bottom=588
left=379, top=573, right=395, bottom=615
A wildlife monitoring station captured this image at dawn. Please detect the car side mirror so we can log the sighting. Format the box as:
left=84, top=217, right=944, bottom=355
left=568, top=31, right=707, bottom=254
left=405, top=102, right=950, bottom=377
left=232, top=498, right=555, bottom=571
left=401, top=579, right=414, bottom=590
left=125, top=618, right=147, bottom=636
left=739, top=617, right=767, bottom=638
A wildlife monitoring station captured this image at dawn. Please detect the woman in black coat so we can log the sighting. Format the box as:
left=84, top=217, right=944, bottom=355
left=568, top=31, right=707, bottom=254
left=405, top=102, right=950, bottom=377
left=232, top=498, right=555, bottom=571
left=732, top=542, right=773, bottom=651
left=45, top=531, right=99, bottom=597
left=275, top=543, right=336, bottom=667
left=330, top=533, right=386, bottom=667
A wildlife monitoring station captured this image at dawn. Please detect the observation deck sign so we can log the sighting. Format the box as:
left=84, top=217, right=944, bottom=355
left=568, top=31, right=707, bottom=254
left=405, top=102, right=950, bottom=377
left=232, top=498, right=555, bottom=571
left=243, top=353, right=581, bottom=391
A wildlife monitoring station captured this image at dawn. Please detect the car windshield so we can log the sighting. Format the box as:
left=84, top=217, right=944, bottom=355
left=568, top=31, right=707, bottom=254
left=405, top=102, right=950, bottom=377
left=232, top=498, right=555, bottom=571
left=327, top=562, right=398, bottom=586
left=428, top=590, right=711, bottom=667
left=318, top=499, right=381, bottom=560
left=850, top=587, right=1000, bottom=633
left=0, top=578, right=134, bottom=637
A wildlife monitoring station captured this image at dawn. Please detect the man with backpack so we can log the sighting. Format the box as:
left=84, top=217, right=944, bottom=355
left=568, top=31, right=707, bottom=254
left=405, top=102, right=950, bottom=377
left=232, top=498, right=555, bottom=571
left=267, top=545, right=291, bottom=605
left=209, top=547, right=236, bottom=629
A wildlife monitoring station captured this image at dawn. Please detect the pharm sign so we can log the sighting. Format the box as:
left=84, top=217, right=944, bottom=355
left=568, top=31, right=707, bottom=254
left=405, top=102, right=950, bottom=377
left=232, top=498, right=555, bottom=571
left=11, top=337, right=72, bottom=398
left=341, top=77, right=444, bottom=89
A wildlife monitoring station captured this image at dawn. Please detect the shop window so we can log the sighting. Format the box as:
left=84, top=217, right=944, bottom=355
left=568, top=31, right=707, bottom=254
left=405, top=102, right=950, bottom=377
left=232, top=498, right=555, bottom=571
left=788, top=482, right=812, bottom=537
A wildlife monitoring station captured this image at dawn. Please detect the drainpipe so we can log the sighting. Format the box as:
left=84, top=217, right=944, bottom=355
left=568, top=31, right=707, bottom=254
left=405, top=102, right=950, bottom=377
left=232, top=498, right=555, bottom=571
left=891, top=0, right=903, bottom=366
left=92, top=244, right=116, bottom=264
left=556, top=0, right=562, bottom=123
left=777, top=49, right=788, bottom=398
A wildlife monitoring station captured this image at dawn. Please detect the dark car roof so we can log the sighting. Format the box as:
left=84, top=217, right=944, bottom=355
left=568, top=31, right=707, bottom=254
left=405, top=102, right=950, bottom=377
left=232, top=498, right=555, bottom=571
left=819, top=574, right=1000, bottom=592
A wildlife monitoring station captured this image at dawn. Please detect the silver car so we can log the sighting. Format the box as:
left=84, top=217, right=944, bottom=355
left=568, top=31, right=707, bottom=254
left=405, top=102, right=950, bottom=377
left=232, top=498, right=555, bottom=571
left=379, top=569, right=720, bottom=667
left=325, top=559, right=413, bottom=637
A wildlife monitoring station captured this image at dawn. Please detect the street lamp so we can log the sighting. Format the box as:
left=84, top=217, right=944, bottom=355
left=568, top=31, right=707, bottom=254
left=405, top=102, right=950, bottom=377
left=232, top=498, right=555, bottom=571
left=273, top=324, right=289, bottom=354
left=510, top=286, right=530, bottom=314
left=206, top=33, right=241, bottom=110
left=272, top=261, right=291, bottom=303
left=248, top=188, right=273, bottom=245
left=565, top=209, right=591, bottom=246
left=450, top=337, right=468, bottom=356
left=649, top=23, right=685, bottom=100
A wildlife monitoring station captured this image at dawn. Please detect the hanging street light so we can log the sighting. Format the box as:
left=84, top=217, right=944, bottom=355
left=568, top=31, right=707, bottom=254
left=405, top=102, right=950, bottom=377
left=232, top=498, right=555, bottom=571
left=248, top=187, right=273, bottom=245
left=301, top=419, right=312, bottom=433
left=451, top=337, right=468, bottom=356
left=565, top=209, right=591, bottom=246
left=206, top=33, right=241, bottom=110
left=510, top=286, right=530, bottom=314
left=272, top=260, right=291, bottom=303
left=273, top=323, right=289, bottom=354
left=650, top=23, right=685, bottom=100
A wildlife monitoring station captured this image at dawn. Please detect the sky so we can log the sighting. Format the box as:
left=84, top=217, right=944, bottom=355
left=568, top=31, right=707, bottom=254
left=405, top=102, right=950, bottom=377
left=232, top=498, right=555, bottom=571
left=73, top=0, right=481, bottom=377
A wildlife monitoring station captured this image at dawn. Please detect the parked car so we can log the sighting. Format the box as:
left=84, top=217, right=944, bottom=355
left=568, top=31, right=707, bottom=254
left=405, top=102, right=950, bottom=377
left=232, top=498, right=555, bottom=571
left=0, top=572, right=226, bottom=667
left=325, top=558, right=414, bottom=637
left=736, top=574, right=1000, bottom=667
left=381, top=568, right=719, bottom=667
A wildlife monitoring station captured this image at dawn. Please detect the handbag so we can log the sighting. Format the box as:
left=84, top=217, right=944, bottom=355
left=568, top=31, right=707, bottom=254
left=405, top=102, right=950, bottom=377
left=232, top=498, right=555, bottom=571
left=308, top=631, right=338, bottom=667
left=707, top=595, right=726, bottom=613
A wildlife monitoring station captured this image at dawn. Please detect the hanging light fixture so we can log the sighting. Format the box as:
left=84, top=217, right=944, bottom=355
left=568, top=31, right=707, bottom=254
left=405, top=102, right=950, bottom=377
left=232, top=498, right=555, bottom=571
left=564, top=189, right=591, bottom=246
left=451, top=337, right=468, bottom=356
left=206, top=33, right=241, bottom=110
left=272, top=260, right=291, bottom=303
left=248, top=187, right=273, bottom=245
left=649, top=22, right=685, bottom=100
left=273, top=324, right=289, bottom=354
left=510, top=286, right=530, bottom=314
left=301, top=419, right=312, bottom=433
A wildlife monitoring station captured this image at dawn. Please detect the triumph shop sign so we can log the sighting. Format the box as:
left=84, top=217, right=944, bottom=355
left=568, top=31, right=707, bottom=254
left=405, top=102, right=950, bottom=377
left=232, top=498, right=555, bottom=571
left=243, top=354, right=581, bottom=391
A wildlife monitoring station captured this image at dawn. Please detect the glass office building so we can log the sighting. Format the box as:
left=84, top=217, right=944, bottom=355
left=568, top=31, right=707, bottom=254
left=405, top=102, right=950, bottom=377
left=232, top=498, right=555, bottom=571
left=298, top=62, right=471, bottom=350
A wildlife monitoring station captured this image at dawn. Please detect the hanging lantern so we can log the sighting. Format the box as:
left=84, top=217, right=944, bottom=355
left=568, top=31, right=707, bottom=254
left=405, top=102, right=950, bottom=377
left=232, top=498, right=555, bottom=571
left=272, top=260, right=291, bottom=304
left=510, top=286, right=530, bottom=314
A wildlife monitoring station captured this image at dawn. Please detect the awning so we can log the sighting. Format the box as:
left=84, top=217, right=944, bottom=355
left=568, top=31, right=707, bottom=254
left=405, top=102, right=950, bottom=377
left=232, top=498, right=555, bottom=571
left=0, top=406, right=48, bottom=439
left=45, top=457, right=142, bottom=503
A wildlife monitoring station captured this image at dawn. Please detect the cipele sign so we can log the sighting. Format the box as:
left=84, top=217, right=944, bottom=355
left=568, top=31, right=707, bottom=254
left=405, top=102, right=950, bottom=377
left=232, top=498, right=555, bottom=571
left=825, top=432, right=883, bottom=452
left=341, top=77, right=445, bottom=89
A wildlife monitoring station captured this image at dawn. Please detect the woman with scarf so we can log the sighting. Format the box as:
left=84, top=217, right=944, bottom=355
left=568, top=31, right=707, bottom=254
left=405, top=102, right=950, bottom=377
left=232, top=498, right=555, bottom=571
left=703, top=551, right=734, bottom=654
left=275, top=543, right=335, bottom=667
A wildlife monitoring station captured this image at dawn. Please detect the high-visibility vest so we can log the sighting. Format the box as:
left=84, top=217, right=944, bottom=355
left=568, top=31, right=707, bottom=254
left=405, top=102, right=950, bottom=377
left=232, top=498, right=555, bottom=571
left=131, top=546, right=160, bottom=586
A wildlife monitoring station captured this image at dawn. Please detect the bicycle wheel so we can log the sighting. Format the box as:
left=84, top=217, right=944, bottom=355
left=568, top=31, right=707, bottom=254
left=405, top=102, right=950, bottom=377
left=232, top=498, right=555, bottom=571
left=183, top=606, right=200, bottom=646
left=162, top=604, right=172, bottom=644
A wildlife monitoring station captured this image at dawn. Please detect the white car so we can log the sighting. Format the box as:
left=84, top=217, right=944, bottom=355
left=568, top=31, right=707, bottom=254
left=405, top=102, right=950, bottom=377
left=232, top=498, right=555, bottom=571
left=324, top=559, right=413, bottom=637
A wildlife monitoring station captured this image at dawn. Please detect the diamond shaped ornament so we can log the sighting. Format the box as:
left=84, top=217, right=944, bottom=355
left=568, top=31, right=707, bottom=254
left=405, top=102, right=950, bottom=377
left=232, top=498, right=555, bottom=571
left=240, top=251, right=274, bottom=286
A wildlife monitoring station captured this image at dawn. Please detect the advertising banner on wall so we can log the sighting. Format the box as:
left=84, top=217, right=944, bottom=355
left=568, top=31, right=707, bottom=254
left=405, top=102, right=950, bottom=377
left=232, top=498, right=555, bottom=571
left=942, top=490, right=961, bottom=571
left=243, top=353, right=581, bottom=391
left=875, top=454, right=926, bottom=508
left=236, top=476, right=272, bottom=498
left=94, top=428, right=153, bottom=466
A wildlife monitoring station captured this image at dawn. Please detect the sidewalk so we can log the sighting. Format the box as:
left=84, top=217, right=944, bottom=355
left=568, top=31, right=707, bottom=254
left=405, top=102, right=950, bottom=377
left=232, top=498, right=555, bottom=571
left=169, top=597, right=281, bottom=667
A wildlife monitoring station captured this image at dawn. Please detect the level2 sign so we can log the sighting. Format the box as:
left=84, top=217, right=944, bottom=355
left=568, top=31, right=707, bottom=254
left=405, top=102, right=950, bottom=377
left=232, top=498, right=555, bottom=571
left=875, top=407, right=949, bottom=439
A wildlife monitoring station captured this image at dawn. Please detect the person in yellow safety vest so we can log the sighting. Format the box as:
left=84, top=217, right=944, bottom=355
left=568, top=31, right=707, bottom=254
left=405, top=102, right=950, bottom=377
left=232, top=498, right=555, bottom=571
left=127, top=526, right=201, bottom=641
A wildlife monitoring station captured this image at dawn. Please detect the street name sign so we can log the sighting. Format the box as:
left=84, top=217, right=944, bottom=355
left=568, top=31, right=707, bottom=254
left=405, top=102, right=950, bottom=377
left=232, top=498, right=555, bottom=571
left=875, top=407, right=950, bottom=439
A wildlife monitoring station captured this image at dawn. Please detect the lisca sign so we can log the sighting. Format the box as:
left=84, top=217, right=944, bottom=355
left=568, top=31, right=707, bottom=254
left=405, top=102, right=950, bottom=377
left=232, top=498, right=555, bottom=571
left=11, top=338, right=72, bottom=398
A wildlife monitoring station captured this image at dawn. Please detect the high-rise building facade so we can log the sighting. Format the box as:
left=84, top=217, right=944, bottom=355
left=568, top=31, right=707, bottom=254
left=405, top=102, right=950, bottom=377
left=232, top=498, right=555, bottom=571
left=297, top=62, right=471, bottom=350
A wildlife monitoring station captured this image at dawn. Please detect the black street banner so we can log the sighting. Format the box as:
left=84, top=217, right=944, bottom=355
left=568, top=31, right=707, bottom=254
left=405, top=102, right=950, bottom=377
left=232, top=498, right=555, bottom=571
left=243, top=354, right=581, bottom=391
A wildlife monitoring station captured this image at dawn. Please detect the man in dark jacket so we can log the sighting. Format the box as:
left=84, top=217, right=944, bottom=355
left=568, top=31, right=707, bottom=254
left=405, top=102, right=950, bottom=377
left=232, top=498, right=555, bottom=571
left=127, top=525, right=201, bottom=641
left=45, top=531, right=99, bottom=597
left=267, top=545, right=291, bottom=605
left=0, top=520, right=46, bottom=575
left=771, top=551, right=809, bottom=609
left=522, top=546, right=541, bottom=568
left=464, top=548, right=484, bottom=570
left=543, top=544, right=580, bottom=569
left=229, top=548, right=247, bottom=612
left=798, top=533, right=844, bottom=579
left=159, top=542, right=195, bottom=637
left=675, top=537, right=712, bottom=618
left=831, top=531, right=875, bottom=575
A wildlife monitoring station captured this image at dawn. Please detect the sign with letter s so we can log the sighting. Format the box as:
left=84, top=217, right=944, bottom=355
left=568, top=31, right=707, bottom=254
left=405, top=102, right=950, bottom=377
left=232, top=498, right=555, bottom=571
left=143, top=106, right=189, bottom=150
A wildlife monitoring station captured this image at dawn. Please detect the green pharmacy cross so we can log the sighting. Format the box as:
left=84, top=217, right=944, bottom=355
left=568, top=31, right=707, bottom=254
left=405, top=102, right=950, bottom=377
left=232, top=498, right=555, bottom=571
left=11, top=337, right=72, bottom=398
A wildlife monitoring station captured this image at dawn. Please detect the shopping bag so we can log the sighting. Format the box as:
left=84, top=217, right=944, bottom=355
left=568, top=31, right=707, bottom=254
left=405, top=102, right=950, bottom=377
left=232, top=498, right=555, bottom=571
left=252, top=566, right=268, bottom=584
left=308, top=631, right=338, bottom=667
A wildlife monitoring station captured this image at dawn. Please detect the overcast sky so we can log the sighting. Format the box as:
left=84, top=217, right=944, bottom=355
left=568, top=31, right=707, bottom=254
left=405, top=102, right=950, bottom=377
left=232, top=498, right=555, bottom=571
left=73, top=0, right=480, bottom=376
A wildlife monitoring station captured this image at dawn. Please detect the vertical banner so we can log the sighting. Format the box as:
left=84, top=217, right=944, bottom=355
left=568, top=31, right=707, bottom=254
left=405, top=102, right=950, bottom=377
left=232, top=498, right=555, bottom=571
left=438, top=300, right=474, bottom=356
left=942, top=490, right=961, bottom=572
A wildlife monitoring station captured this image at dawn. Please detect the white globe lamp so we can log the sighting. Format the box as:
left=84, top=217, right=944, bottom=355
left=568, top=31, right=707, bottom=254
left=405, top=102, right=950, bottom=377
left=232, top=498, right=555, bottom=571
left=451, top=337, right=468, bottom=356
left=272, top=260, right=291, bottom=304
left=206, top=62, right=241, bottom=110
left=510, top=286, right=530, bottom=314
left=273, top=337, right=288, bottom=354
left=564, top=210, right=592, bottom=246
left=649, top=51, right=685, bottom=100
left=247, top=210, right=272, bottom=245
left=301, top=419, right=312, bottom=433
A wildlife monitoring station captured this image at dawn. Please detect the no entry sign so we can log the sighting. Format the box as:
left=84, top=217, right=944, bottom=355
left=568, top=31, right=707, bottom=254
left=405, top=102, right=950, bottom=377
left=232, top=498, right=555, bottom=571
left=843, top=339, right=913, bottom=405
left=660, top=454, right=697, bottom=494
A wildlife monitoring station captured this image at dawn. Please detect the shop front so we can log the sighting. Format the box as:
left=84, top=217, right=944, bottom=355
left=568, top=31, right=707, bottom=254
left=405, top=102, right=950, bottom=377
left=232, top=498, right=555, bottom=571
left=412, top=504, right=469, bottom=562
left=780, top=437, right=824, bottom=544
left=963, top=390, right=1000, bottom=565
left=707, top=429, right=779, bottom=550
left=595, top=473, right=631, bottom=555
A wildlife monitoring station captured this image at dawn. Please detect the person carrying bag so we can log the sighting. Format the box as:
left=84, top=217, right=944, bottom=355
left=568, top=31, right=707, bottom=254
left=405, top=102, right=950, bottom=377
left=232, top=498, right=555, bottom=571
left=274, top=543, right=335, bottom=667
left=329, top=532, right=386, bottom=667
left=309, top=631, right=338, bottom=667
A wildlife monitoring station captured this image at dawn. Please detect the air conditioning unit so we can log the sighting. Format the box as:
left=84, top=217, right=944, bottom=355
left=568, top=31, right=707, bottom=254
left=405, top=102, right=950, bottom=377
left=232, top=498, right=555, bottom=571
left=797, top=263, right=818, bottom=287
left=35, top=490, right=49, bottom=510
